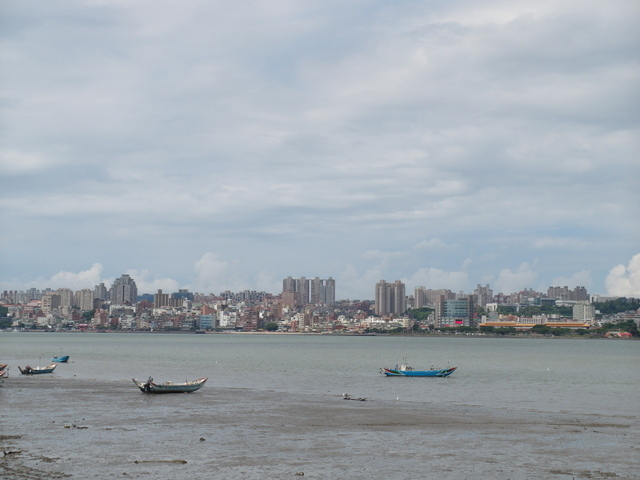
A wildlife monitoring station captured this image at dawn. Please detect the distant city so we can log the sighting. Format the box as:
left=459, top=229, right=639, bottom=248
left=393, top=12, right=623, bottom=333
left=1, top=274, right=639, bottom=336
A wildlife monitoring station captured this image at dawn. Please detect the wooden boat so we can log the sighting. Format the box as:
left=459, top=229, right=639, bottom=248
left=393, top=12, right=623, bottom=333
left=51, top=355, right=70, bottom=363
left=132, top=377, right=207, bottom=394
left=380, top=360, right=456, bottom=377
left=18, top=364, right=57, bottom=375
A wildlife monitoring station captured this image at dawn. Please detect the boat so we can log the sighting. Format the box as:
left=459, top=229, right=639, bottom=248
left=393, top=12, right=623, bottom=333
left=18, top=364, right=57, bottom=375
left=0, top=369, right=6, bottom=378
left=0, top=364, right=7, bottom=371
left=380, top=360, right=457, bottom=377
left=51, top=355, right=70, bottom=363
left=132, top=377, right=208, bottom=394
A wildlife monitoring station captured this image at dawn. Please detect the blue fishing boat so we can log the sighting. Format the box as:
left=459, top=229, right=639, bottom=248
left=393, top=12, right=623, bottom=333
left=18, top=364, right=57, bottom=375
left=51, top=355, right=70, bottom=363
left=380, top=360, right=456, bottom=377
left=132, top=377, right=208, bottom=394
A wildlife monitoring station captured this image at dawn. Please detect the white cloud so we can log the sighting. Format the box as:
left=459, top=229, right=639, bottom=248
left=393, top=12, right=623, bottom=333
left=405, top=268, right=469, bottom=292
left=338, top=264, right=386, bottom=300
left=494, top=263, right=539, bottom=294
left=605, top=254, right=640, bottom=298
left=0, top=151, right=53, bottom=174
left=414, top=238, right=449, bottom=250
left=13, top=264, right=108, bottom=291
left=550, top=270, right=592, bottom=290
left=191, top=252, right=253, bottom=294
left=125, top=269, right=180, bottom=295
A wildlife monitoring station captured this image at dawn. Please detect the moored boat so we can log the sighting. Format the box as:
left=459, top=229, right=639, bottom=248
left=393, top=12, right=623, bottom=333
left=380, top=360, right=456, bottom=377
left=18, top=364, right=57, bottom=375
left=132, top=377, right=207, bottom=394
left=51, top=355, right=70, bottom=363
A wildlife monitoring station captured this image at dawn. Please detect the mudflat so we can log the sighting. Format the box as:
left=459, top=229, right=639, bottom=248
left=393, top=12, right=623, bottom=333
left=1, top=376, right=638, bottom=479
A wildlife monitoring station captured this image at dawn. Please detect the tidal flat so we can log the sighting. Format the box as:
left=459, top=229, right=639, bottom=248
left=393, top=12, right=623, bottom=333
left=1, top=376, right=638, bottom=480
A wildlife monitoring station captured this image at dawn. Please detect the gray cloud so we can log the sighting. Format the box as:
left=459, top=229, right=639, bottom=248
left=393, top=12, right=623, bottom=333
left=1, top=0, right=638, bottom=298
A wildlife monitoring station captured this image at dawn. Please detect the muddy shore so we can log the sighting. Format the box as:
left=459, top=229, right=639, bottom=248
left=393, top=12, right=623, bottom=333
left=1, top=376, right=638, bottom=479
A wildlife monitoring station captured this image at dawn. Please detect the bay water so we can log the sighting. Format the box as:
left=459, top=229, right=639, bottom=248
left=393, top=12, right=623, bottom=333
left=2, top=332, right=638, bottom=415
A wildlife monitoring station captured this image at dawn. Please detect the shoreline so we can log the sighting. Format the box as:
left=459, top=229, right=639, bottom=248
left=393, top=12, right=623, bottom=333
left=3, top=329, right=637, bottom=340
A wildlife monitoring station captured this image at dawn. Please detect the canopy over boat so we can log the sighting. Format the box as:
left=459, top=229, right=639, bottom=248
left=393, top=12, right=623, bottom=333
left=132, top=377, right=208, bottom=394
left=18, top=364, right=57, bottom=375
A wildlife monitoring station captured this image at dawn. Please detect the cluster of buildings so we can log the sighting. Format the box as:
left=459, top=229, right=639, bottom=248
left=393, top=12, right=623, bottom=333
left=0, top=274, right=636, bottom=333
left=376, top=280, right=619, bottom=331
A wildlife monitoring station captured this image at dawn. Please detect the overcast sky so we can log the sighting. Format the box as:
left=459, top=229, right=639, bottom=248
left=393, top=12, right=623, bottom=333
left=1, top=0, right=639, bottom=300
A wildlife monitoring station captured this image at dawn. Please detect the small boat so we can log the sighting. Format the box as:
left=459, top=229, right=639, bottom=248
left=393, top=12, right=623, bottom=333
left=0, top=369, right=7, bottom=378
left=132, top=377, right=208, bottom=394
left=380, top=360, right=457, bottom=377
left=51, top=355, right=70, bottom=363
left=18, top=364, right=57, bottom=375
left=0, top=364, right=7, bottom=371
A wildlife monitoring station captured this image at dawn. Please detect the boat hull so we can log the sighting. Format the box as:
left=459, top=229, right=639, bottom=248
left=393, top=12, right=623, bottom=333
left=132, top=377, right=208, bottom=393
left=381, top=367, right=457, bottom=377
left=51, top=356, right=69, bottom=363
left=18, top=364, right=57, bottom=375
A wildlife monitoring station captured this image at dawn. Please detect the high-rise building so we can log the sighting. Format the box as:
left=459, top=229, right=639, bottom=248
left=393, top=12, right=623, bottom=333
left=310, top=277, right=324, bottom=305
left=110, top=274, right=138, bottom=305
left=75, top=289, right=95, bottom=311
left=56, top=288, right=74, bottom=309
left=282, top=276, right=335, bottom=306
left=474, top=284, right=493, bottom=307
left=94, top=283, right=108, bottom=300
left=375, top=280, right=406, bottom=315
left=153, top=289, right=170, bottom=308
left=414, top=287, right=454, bottom=308
left=573, top=302, right=595, bottom=321
left=295, top=277, right=309, bottom=305
left=324, top=277, right=335, bottom=305
left=41, top=293, right=61, bottom=314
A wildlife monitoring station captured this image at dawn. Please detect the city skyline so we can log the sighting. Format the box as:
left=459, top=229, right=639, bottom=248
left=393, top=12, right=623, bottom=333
left=1, top=1, right=638, bottom=300
left=0, top=270, right=624, bottom=303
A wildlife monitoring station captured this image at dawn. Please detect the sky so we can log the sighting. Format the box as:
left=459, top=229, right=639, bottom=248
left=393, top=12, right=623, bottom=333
left=1, top=0, right=639, bottom=300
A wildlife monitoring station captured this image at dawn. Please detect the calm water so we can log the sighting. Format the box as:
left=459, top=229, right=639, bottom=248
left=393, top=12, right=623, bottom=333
left=2, top=332, right=638, bottom=416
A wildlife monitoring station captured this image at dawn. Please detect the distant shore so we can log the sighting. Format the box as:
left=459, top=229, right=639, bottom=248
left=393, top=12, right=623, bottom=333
left=4, top=328, right=637, bottom=340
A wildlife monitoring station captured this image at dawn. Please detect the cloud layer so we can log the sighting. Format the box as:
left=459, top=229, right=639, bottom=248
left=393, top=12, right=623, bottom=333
left=1, top=1, right=638, bottom=299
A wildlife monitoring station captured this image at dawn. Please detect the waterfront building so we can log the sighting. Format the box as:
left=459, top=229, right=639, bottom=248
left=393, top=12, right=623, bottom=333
left=435, top=295, right=477, bottom=328
left=573, top=302, right=596, bottom=322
